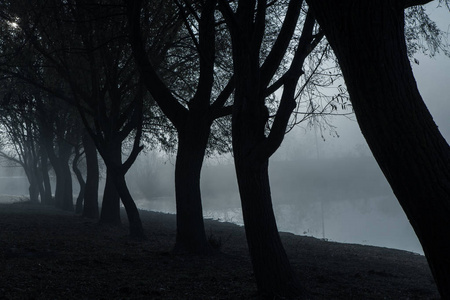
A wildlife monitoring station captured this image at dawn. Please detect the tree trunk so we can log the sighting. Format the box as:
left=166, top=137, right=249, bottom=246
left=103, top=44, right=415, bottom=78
left=99, top=139, right=144, bottom=237
left=39, top=146, right=53, bottom=205
left=72, top=149, right=85, bottom=214
left=45, top=135, right=73, bottom=211
left=173, top=117, right=211, bottom=254
left=26, top=167, right=40, bottom=203
left=230, top=59, right=305, bottom=298
left=237, top=157, right=304, bottom=297
left=223, top=3, right=305, bottom=295
left=52, top=158, right=73, bottom=211
left=111, top=170, right=145, bottom=238
left=53, top=163, right=64, bottom=209
left=100, top=167, right=121, bottom=225
left=100, top=146, right=121, bottom=226
left=233, top=111, right=305, bottom=298
left=60, top=155, right=74, bottom=212
left=82, top=131, right=99, bottom=219
left=306, top=0, right=450, bottom=297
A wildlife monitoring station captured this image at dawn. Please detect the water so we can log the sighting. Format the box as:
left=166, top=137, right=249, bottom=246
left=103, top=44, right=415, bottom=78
left=134, top=195, right=423, bottom=255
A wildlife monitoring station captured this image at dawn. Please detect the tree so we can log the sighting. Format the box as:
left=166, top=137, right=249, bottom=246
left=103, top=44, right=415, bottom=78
left=81, top=129, right=99, bottom=219
left=57, top=0, right=147, bottom=237
left=218, top=0, right=327, bottom=297
left=1, top=0, right=148, bottom=235
left=305, top=0, right=450, bottom=297
left=128, top=0, right=234, bottom=253
left=72, top=140, right=85, bottom=214
left=37, top=95, right=77, bottom=212
left=0, top=84, right=43, bottom=203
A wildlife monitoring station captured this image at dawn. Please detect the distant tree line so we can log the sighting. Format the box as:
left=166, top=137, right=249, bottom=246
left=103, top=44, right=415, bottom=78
left=0, top=0, right=449, bottom=298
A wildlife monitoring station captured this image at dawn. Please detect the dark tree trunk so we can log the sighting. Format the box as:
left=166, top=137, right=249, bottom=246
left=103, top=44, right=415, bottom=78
left=232, top=97, right=305, bottom=298
left=306, top=0, right=450, bottom=297
left=236, top=156, right=304, bottom=298
left=26, top=167, right=40, bottom=203
left=221, top=0, right=307, bottom=297
left=100, top=146, right=122, bottom=225
left=60, top=155, right=74, bottom=212
left=230, top=42, right=305, bottom=299
left=111, top=170, right=145, bottom=238
left=44, top=134, right=73, bottom=211
left=34, top=162, right=46, bottom=205
left=39, top=144, right=53, bottom=205
left=173, top=117, right=211, bottom=254
left=100, top=168, right=121, bottom=225
left=82, top=131, right=99, bottom=219
left=53, top=160, right=72, bottom=211
left=53, top=165, right=64, bottom=209
left=36, top=175, right=46, bottom=204
left=99, top=139, right=144, bottom=237
left=72, top=148, right=85, bottom=214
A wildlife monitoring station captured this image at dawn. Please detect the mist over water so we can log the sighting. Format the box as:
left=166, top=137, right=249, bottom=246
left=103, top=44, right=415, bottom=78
left=3, top=49, right=449, bottom=256
left=128, top=138, right=424, bottom=255
left=0, top=167, right=29, bottom=199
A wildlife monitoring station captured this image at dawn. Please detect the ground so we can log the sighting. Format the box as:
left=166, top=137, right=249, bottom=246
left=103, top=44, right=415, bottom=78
left=0, top=199, right=440, bottom=299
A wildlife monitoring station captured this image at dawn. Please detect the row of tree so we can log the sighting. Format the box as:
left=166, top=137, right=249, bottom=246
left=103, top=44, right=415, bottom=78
left=0, top=0, right=449, bottom=298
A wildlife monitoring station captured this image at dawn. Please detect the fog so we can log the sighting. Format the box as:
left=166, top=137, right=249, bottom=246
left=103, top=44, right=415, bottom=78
left=0, top=167, right=28, bottom=201
left=1, top=4, right=448, bottom=256
left=128, top=37, right=450, bottom=256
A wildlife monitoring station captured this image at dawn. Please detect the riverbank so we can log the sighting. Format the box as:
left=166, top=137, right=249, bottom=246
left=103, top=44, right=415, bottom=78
left=0, top=200, right=439, bottom=299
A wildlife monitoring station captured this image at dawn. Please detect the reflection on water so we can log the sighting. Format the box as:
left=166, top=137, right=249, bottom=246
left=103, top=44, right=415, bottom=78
left=134, top=196, right=423, bottom=255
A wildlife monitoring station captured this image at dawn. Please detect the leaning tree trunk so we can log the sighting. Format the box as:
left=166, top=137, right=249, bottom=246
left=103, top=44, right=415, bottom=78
left=99, top=138, right=144, bottom=238
left=231, top=52, right=304, bottom=298
left=235, top=155, right=305, bottom=298
left=111, top=170, right=145, bottom=239
left=232, top=98, right=305, bottom=297
left=306, top=0, right=450, bottom=297
left=173, top=116, right=211, bottom=254
left=82, top=131, right=99, bottom=219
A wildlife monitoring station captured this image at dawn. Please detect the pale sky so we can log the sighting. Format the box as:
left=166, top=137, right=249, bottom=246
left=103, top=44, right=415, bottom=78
left=287, top=3, right=450, bottom=159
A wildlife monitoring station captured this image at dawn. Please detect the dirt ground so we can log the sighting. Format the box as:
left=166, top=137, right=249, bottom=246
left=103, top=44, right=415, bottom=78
left=0, top=200, right=440, bottom=299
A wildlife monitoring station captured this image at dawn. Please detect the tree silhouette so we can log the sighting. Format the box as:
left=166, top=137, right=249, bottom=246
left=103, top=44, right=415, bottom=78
left=128, top=0, right=234, bottom=253
left=306, top=0, right=450, bottom=297
left=218, top=0, right=328, bottom=297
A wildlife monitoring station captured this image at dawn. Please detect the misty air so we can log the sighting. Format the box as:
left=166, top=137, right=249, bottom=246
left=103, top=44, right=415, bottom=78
left=0, top=1, right=449, bottom=299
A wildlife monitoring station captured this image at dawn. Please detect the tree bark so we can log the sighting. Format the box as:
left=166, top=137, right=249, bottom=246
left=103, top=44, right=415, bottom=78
left=306, top=0, right=450, bottom=297
left=98, top=137, right=144, bottom=237
left=173, top=116, right=211, bottom=254
left=46, top=137, right=73, bottom=212
left=82, top=131, right=99, bottom=219
left=236, top=155, right=305, bottom=298
left=232, top=86, right=305, bottom=297
left=111, top=170, right=145, bottom=238
left=72, top=146, right=85, bottom=214
left=26, top=167, right=40, bottom=203
left=39, top=141, right=53, bottom=205
left=127, top=0, right=223, bottom=253
left=60, top=153, right=74, bottom=212
left=100, top=165, right=121, bottom=226
left=219, top=0, right=307, bottom=297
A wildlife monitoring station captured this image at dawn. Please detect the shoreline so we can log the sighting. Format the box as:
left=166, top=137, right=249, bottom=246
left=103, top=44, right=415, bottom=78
left=0, top=200, right=439, bottom=299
